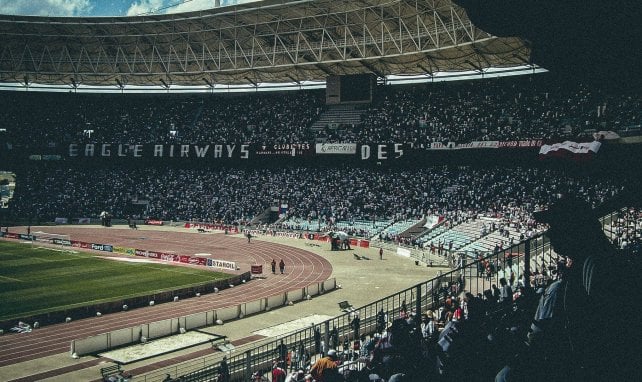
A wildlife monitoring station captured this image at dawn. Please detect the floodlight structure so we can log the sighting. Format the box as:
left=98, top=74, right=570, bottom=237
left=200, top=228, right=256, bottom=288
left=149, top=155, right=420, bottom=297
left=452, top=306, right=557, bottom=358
left=0, top=0, right=531, bottom=91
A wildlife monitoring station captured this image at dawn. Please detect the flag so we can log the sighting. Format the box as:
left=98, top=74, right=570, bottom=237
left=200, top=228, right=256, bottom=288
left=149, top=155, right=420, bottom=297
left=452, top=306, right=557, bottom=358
left=423, top=215, right=445, bottom=229
left=538, top=141, right=601, bottom=160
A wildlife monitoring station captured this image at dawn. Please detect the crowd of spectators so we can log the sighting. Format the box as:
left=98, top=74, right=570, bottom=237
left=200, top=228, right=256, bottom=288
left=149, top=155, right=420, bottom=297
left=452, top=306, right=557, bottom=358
left=255, top=256, right=602, bottom=382
left=0, top=90, right=324, bottom=147
left=7, top=165, right=623, bottom=231
left=607, top=207, right=642, bottom=255
left=350, top=76, right=641, bottom=145
left=1, top=74, right=639, bottom=149
left=247, top=198, right=638, bottom=382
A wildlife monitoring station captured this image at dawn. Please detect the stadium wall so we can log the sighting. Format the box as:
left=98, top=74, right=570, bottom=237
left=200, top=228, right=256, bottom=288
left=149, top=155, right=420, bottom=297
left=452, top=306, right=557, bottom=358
left=0, top=268, right=251, bottom=332
left=70, top=278, right=336, bottom=356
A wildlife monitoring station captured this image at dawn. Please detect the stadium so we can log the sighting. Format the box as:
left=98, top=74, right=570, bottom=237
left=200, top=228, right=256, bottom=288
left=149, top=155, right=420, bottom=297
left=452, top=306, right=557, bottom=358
left=0, top=1, right=640, bottom=381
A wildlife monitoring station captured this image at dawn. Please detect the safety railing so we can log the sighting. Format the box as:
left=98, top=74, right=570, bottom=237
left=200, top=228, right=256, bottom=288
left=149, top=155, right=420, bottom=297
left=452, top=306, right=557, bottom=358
left=140, top=232, right=561, bottom=382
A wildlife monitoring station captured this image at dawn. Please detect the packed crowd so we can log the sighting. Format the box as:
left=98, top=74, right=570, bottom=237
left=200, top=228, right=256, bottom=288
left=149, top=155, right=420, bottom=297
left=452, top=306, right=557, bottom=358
left=0, top=90, right=324, bottom=146
left=350, top=76, right=641, bottom=145
left=607, top=207, right=642, bottom=254
left=1, top=74, right=639, bottom=148
left=233, top=197, right=637, bottom=382
left=7, top=165, right=623, bottom=229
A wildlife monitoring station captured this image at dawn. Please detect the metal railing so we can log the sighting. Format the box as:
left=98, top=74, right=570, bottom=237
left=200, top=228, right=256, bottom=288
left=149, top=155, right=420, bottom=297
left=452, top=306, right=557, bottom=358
left=139, top=233, right=561, bottom=382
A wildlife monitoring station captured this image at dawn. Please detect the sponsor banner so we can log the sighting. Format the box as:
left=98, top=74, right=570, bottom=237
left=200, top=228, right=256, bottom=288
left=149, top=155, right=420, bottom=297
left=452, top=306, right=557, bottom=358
left=251, top=265, right=263, bottom=274
left=428, top=140, right=542, bottom=150
left=348, top=238, right=370, bottom=248
left=54, top=217, right=68, bottom=224
left=185, top=223, right=239, bottom=233
left=19, top=234, right=34, bottom=241
left=68, top=143, right=250, bottom=160
left=179, top=255, right=191, bottom=264
left=254, top=143, right=312, bottom=157
left=245, top=229, right=264, bottom=238
left=145, top=219, right=164, bottom=226
left=114, top=246, right=136, bottom=256
left=52, top=238, right=72, bottom=246
left=358, top=143, right=405, bottom=161
left=272, top=231, right=301, bottom=239
left=315, top=143, right=357, bottom=155
left=456, top=141, right=500, bottom=149
left=188, top=257, right=207, bottom=266
left=5, top=232, right=19, bottom=239
left=0, top=231, right=4, bottom=238
left=91, top=243, right=113, bottom=252
left=429, top=142, right=457, bottom=150
left=497, top=140, right=543, bottom=148
left=147, top=251, right=161, bottom=259
left=161, top=253, right=178, bottom=262
left=207, top=258, right=237, bottom=271
left=77, top=217, right=91, bottom=224
left=72, top=241, right=92, bottom=249
left=316, top=235, right=331, bottom=243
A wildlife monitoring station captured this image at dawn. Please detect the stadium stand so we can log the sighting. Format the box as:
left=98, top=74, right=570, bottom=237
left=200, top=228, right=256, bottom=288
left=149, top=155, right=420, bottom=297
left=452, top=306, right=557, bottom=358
left=6, top=166, right=624, bottom=231
left=0, top=1, right=640, bottom=381
left=1, top=74, right=640, bottom=147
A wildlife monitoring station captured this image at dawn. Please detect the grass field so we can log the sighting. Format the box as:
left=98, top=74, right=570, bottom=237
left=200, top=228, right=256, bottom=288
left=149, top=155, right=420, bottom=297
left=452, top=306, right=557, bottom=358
left=0, top=241, right=229, bottom=321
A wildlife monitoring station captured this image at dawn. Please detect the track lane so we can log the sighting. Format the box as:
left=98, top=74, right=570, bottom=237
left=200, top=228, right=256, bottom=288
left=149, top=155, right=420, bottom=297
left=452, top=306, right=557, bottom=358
left=0, top=227, right=332, bottom=367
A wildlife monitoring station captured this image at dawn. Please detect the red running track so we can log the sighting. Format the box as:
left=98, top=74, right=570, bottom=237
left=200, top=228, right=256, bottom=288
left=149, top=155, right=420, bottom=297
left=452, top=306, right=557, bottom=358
left=0, top=226, right=332, bottom=367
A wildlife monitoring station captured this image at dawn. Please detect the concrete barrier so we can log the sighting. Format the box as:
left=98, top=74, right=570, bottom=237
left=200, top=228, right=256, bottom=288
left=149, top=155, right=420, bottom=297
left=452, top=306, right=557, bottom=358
left=306, top=283, right=320, bottom=296
left=72, top=333, right=108, bottom=356
left=70, top=278, right=337, bottom=356
left=206, top=310, right=216, bottom=325
left=216, top=305, right=239, bottom=322
left=149, top=318, right=175, bottom=339
left=244, top=299, right=264, bottom=316
left=110, top=326, right=138, bottom=348
left=267, top=293, right=286, bottom=309
left=286, top=288, right=305, bottom=303
left=185, top=311, right=207, bottom=330
left=323, top=279, right=336, bottom=292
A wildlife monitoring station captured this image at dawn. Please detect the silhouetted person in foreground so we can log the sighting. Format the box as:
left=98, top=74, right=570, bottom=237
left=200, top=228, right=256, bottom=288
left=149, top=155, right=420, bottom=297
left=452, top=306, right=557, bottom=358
left=496, top=195, right=639, bottom=381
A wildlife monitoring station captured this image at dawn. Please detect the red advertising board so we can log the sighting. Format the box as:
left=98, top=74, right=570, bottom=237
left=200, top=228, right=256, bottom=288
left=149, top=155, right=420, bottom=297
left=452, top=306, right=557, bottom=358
left=251, top=265, right=263, bottom=274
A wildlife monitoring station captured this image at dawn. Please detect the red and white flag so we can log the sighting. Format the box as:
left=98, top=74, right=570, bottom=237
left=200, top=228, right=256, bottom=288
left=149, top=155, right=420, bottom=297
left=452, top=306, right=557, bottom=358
left=539, top=141, right=601, bottom=160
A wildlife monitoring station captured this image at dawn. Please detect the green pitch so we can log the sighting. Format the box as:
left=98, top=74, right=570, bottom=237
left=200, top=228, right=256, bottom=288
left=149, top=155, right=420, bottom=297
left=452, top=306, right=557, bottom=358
left=0, top=241, right=230, bottom=321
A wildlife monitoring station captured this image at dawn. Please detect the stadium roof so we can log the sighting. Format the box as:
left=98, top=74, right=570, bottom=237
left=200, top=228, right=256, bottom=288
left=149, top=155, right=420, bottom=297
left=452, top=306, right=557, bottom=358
left=0, top=0, right=531, bottom=89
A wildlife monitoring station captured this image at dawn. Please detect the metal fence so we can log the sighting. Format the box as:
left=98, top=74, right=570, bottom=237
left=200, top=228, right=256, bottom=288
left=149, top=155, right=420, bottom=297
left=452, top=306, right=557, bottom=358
left=136, top=232, right=561, bottom=382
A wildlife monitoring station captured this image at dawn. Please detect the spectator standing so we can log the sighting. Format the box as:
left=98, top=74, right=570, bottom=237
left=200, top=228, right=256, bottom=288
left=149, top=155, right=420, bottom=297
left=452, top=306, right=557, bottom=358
left=498, top=278, right=513, bottom=305
left=313, top=325, right=321, bottom=354
left=310, top=349, right=340, bottom=382
left=350, top=312, right=361, bottom=339
left=218, top=357, right=230, bottom=382
left=376, top=308, right=386, bottom=333
left=271, top=364, right=286, bottom=382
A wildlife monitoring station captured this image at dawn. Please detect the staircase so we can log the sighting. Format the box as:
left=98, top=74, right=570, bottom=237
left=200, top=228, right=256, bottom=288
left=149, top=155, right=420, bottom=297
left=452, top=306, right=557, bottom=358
left=310, top=104, right=363, bottom=131
left=249, top=206, right=280, bottom=226
left=400, top=218, right=428, bottom=239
